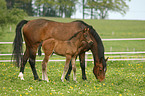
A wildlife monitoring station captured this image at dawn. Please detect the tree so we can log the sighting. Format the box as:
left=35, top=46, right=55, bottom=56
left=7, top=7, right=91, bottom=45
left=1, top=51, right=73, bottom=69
left=5, top=0, right=15, bottom=9
left=6, top=0, right=33, bottom=16
left=87, top=0, right=130, bottom=19
left=0, top=0, right=27, bottom=28
left=34, top=0, right=77, bottom=18
left=57, top=0, right=78, bottom=18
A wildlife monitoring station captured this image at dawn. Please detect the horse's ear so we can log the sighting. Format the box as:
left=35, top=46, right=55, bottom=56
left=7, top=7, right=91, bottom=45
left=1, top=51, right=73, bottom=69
left=105, top=57, right=109, bottom=62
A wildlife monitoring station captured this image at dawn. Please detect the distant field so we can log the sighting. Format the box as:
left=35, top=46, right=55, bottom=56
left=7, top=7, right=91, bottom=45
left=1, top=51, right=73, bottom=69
left=0, top=17, right=145, bottom=52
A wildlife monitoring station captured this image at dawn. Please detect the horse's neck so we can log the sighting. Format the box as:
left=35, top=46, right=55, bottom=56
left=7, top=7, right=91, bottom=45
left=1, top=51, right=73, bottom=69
left=69, top=32, right=83, bottom=47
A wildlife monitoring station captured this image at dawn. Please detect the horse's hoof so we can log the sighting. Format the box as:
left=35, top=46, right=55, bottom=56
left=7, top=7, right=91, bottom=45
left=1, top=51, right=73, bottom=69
left=34, top=78, right=42, bottom=81
left=61, top=79, right=64, bottom=82
left=82, top=77, right=87, bottom=81
left=18, top=72, right=24, bottom=80
left=65, top=77, right=70, bottom=81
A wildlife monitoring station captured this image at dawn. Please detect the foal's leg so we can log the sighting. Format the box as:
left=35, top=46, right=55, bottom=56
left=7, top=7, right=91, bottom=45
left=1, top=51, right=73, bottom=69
left=79, top=52, right=87, bottom=80
left=71, top=57, right=77, bottom=82
left=65, top=61, right=72, bottom=81
left=42, top=40, right=55, bottom=82
left=61, top=55, right=71, bottom=82
left=29, top=46, right=40, bottom=80
left=18, top=48, right=29, bottom=80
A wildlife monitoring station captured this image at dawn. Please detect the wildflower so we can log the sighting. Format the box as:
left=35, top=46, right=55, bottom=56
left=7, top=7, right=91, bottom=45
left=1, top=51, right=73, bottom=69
left=30, top=87, right=33, bottom=89
left=25, top=93, right=28, bottom=95
left=119, top=94, right=122, bottom=96
left=50, top=93, right=52, bottom=95
left=70, top=86, right=73, bottom=89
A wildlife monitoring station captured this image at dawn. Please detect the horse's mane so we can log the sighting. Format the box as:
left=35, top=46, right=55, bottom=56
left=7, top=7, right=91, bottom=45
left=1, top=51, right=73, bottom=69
left=73, top=20, right=105, bottom=60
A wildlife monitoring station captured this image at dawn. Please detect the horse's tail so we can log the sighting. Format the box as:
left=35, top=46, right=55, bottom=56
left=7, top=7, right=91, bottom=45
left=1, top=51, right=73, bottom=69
left=38, top=42, right=42, bottom=56
left=12, top=20, right=28, bottom=67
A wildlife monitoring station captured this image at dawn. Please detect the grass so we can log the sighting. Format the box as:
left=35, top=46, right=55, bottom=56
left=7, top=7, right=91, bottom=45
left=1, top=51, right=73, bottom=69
left=0, top=17, right=145, bottom=95
left=0, top=61, right=145, bottom=95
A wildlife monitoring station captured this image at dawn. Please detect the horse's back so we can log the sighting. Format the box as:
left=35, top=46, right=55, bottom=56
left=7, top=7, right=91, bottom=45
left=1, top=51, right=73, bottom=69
left=22, top=19, right=86, bottom=45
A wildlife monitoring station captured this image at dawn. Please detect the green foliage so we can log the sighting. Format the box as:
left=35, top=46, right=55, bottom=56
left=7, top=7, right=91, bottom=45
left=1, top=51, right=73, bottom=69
left=6, top=0, right=33, bottom=16
left=0, top=0, right=27, bottom=28
left=87, top=0, right=130, bottom=19
left=34, top=0, right=78, bottom=17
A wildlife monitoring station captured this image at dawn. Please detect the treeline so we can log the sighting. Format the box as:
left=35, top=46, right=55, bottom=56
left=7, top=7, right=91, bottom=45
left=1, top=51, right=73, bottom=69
left=5, top=0, right=130, bottom=19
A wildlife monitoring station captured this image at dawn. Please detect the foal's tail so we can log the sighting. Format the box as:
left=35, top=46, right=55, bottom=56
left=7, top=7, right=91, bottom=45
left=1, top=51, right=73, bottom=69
left=12, top=20, right=28, bottom=67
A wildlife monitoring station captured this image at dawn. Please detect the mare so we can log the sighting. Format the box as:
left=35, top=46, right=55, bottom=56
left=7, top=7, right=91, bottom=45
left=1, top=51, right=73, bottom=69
left=41, top=28, right=92, bottom=82
left=12, top=19, right=107, bottom=82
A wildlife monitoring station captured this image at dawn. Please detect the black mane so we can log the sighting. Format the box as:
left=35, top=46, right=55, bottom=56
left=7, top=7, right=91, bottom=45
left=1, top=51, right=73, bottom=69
left=73, top=20, right=105, bottom=60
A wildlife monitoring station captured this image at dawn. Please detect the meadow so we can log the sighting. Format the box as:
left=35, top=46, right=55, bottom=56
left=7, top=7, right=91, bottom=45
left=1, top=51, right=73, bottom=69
left=0, top=17, right=145, bottom=95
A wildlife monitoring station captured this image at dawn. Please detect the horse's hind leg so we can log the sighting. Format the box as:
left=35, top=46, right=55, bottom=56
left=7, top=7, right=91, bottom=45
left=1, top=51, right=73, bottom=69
left=71, top=57, right=77, bottom=82
left=29, top=46, right=40, bottom=80
left=18, top=48, right=29, bottom=80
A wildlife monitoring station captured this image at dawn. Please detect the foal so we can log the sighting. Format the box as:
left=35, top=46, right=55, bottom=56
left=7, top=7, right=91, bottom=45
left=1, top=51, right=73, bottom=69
left=41, top=28, right=93, bottom=82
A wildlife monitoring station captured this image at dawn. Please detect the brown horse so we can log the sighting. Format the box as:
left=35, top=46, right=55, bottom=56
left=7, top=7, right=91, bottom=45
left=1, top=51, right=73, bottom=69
left=41, top=28, right=92, bottom=82
left=12, top=19, right=107, bottom=82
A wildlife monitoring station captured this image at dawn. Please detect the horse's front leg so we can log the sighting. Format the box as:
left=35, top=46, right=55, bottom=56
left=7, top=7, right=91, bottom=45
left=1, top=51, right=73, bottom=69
left=61, top=55, right=71, bottom=82
left=65, top=61, right=72, bottom=81
left=79, top=52, right=87, bottom=80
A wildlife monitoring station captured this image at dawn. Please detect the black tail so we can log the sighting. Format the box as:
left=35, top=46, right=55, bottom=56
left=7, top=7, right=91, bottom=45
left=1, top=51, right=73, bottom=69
left=12, top=20, right=28, bottom=67
left=38, top=42, right=42, bottom=56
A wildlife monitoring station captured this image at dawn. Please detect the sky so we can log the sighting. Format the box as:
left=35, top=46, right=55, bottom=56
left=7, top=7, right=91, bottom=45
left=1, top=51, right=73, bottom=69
left=72, top=0, right=145, bottom=20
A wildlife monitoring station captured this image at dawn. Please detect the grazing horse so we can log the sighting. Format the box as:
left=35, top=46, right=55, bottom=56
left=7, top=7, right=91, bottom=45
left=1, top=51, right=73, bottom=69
left=12, top=19, right=107, bottom=82
left=65, top=22, right=109, bottom=82
left=41, top=28, right=93, bottom=82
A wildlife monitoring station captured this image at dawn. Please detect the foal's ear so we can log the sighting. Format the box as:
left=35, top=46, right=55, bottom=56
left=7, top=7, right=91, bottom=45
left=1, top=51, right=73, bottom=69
left=105, top=57, right=109, bottom=62
left=87, top=28, right=90, bottom=31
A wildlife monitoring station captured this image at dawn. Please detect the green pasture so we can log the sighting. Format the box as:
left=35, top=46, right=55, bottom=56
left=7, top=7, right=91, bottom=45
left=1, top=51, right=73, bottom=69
left=0, top=17, right=145, bottom=95
left=0, top=61, right=145, bottom=95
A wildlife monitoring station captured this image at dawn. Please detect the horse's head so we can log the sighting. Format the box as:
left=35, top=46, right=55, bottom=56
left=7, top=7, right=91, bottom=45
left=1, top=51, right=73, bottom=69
left=93, top=57, right=109, bottom=82
left=83, top=28, right=93, bottom=45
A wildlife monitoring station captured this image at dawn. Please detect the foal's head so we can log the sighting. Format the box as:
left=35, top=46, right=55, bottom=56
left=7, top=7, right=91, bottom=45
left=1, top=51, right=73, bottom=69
left=83, top=28, right=93, bottom=45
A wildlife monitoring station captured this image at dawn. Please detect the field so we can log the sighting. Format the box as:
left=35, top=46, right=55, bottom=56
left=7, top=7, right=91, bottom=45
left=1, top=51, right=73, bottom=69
left=0, top=17, right=145, bottom=95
